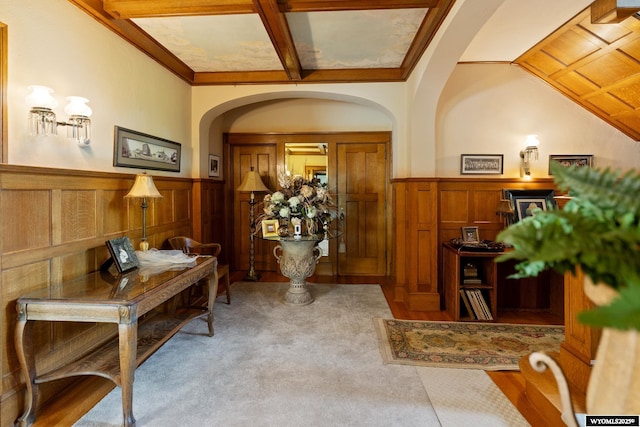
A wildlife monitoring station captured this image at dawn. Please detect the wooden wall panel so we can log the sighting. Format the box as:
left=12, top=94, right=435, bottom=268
left=0, top=165, right=196, bottom=427
left=1, top=190, right=51, bottom=253
left=439, top=190, right=468, bottom=223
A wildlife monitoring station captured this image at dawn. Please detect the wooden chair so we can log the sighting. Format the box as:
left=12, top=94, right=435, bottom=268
left=168, top=236, right=231, bottom=304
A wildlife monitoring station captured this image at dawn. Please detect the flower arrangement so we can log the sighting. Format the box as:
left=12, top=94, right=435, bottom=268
left=258, top=172, right=337, bottom=237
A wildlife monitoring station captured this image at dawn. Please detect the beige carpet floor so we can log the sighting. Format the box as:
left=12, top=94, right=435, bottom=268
left=74, top=282, right=528, bottom=426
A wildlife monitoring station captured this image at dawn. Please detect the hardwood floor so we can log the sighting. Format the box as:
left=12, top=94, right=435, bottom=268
left=28, top=272, right=559, bottom=426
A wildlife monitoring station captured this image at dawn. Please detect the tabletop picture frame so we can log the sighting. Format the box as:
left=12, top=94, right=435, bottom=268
left=105, top=236, right=140, bottom=273
left=461, top=226, right=480, bottom=243
left=261, top=219, right=280, bottom=238
left=114, top=126, right=181, bottom=172
left=460, top=154, right=503, bottom=175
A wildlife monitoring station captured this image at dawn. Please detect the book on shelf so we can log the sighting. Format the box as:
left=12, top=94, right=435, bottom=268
left=459, top=289, right=476, bottom=319
left=473, top=289, right=493, bottom=320
left=463, top=278, right=482, bottom=284
left=465, top=289, right=485, bottom=320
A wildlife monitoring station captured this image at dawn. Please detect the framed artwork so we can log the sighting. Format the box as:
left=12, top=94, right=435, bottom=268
left=208, top=154, right=220, bottom=178
left=461, top=226, right=480, bottom=243
left=503, top=189, right=556, bottom=222
left=113, top=126, right=181, bottom=172
left=460, top=154, right=503, bottom=175
left=549, top=155, right=594, bottom=174
left=105, top=236, right=140, bottom=273
left=261, top=219, right=280, bottom=238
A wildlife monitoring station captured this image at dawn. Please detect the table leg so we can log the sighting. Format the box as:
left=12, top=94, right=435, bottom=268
left=14, top=308, right=37, bottom=427
left=207, top=267, right=219, bottom=337
left=119, top=309, right=138, bottom=427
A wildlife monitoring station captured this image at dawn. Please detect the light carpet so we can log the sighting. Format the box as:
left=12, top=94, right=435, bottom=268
left=75, top=282, right=527, bottom=427
left=375, top=318, right=564, bottom=370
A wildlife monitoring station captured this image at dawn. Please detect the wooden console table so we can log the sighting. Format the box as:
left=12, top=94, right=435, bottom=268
left=14, top=256, right=218, bottom=427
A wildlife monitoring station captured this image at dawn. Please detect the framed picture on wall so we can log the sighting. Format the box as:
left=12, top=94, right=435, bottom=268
left=113, top=126, right=181, bottom=172
left=208, top=154, right=220, bottom=178
left=460, top=154, right=504, bottom=175
left=548, top=155, right=593, bottom=174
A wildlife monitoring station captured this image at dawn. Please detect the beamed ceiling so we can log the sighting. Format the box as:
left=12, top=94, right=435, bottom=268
left=69, top=0, right=455, bottom=85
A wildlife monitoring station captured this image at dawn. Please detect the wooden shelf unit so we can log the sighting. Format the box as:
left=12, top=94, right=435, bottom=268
left=442, top=243, right=502, bottom=321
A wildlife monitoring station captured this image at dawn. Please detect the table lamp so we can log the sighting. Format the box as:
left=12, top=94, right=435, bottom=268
left=125, top=172, right=163, bottom=251
left=236, top=167, right=270, bottom=280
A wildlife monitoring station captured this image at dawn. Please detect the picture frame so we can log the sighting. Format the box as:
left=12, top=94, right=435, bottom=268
left=208, top=154, right=220, bottom=178
left=261, top=219, right=280, bottom=238
left=460, top=154, right=504, bottom=175
left=461, top=226, right=480, bottom=243
left=548, top=155, right=594, bottom=174
left=503, top=189, right=556, bottom=223
left=105, top=236, right=140, bottom=273
left=114, top=126, right=181, bottom=172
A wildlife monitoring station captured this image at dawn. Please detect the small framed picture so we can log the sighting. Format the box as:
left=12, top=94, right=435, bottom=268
left=504, top=189, right=556, bottom=222
left=261, top=219, right=280, bottom=238
left=515, top=198, right=548, bottom=221
left=208, top=154, right=220, bottom=178
left=105, top=236, right=140, bottom=273
left=548, top=155, right=593, bottom=174
left=460, top=154, right=503, bottom=175
left=461, top=226, right=479, bottom=243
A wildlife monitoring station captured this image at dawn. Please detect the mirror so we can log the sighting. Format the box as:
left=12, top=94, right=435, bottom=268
left=284, top=143, right=328, bottom=185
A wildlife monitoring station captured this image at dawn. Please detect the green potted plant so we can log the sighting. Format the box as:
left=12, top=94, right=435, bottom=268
left=496, top=161, right=640, bottom=417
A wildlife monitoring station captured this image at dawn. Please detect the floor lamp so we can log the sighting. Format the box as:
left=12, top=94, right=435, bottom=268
left=237, top=167, right=270, bottom=281
left=125, top=172, right=163, bottom=251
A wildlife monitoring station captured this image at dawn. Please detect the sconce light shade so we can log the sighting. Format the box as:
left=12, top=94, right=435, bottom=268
left=26, top=85, right=57, bottom=109
left=65, top=97, right=92, bottom=146
left=27, top=85, right=58, bottom=136
left=520, top=135, right=540, bottom=178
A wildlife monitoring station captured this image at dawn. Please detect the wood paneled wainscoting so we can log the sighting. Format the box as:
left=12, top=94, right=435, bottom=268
left=0, top=165, right=211, bottom=427
left=392, top=177, right=564, bottom=314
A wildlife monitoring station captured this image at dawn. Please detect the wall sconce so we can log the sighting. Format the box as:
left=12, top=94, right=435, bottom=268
left=520, top=135, right=540, bottom=178
left=26, top=85, right=92, bottom=147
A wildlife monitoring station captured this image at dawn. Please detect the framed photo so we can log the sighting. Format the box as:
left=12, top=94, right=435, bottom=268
left=460, top=154, right=503, bottom=175
left=503, top=189, right=556, bottom=222
left=105, top=236, right=140, bottom=273
left=208, top=154, right=220, bottom=178
left=461, top=226, right=480, bottom=243
left=261, top=219, right=280, bottom=238
left=549, top=155, right=594, bottom=174
left=114, top=126, right=181, bottom=172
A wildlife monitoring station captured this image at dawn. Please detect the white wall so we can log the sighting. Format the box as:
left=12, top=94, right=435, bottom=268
left=1, top=0, right=192, bottom=177
left=436, top=63, right=640, bottom=177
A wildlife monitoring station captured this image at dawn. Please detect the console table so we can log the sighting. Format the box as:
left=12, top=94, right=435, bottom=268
left=14, top=256, right=218, bottom=427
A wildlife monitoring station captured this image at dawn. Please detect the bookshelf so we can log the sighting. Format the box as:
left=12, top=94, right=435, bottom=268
left=442, top=243, right=502, bottom=321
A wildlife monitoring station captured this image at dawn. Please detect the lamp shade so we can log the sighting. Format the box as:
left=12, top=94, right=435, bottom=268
left=64, top=96, right=92, bottom=117
left=125, top=173, right=163, bottom=199
left=26, top=85, right=57, bottom=109
left=236, top=168, right=270, bottom=193
left=496, top=199, right=514, bottom=214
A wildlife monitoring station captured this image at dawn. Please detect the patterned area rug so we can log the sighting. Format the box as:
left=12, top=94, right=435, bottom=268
left=375, top=319, right=564, bottom=371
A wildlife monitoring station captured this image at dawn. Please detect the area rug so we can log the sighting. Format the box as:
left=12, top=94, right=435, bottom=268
left=375, top=318, right=564, bottom=371
left=75, top=282, right=442, bottom=427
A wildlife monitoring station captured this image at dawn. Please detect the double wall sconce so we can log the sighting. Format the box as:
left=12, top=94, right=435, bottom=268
left=26, top=85, right=92, bottom=147
left=519, top=135, right=540, bottom=178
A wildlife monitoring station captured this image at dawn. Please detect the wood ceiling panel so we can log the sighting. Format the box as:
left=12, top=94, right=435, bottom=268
left=576, top=52, right=640, bottom=87
left=516, top=8, right=640, bottom=140
left=586, top=92, right=634, bottom=115
left=556, top=71, right=600, bottom=96
left=542, top=29, right=602, bottom=66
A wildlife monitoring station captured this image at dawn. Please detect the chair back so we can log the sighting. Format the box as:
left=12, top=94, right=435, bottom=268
left=168, top=236, right=222, bottom=257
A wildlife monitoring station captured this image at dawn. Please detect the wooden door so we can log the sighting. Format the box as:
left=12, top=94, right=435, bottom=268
left=231, top=144, right=278, bottom=272
left=336, top=143, right=387, bottom=275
